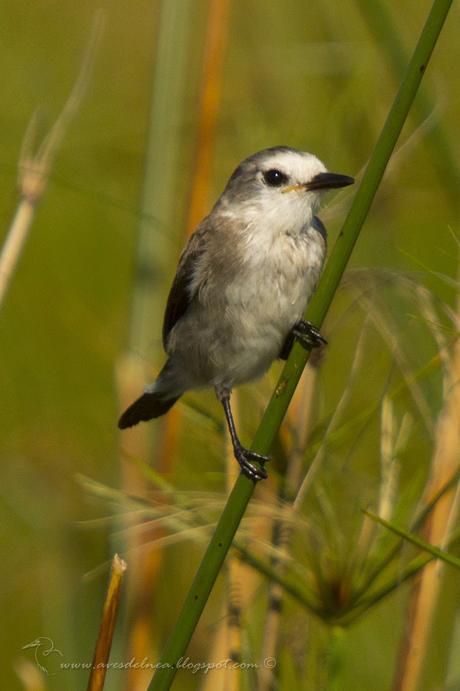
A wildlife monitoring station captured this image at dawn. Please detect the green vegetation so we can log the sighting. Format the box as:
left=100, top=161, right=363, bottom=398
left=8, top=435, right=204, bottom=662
left=1, top=2, right=459, bottom=691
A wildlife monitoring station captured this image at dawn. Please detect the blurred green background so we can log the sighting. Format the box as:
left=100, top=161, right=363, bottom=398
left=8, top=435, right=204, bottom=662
left=1, top=1, right=459, bottom=690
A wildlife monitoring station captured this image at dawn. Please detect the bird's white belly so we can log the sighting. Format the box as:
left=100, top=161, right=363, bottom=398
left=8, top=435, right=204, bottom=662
left=212, top=234, right=324, bottom=387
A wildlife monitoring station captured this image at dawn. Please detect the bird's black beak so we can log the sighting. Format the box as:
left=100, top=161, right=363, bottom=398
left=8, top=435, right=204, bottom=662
left=305, top=172, right=354, bottom=191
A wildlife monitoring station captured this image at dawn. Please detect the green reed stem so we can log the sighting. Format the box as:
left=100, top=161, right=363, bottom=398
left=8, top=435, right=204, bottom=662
left=146, top=2, right=453, bottom=688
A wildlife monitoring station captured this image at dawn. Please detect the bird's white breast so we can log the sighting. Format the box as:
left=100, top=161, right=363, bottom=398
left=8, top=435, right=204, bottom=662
left=214, top=222, right=326, bottom=386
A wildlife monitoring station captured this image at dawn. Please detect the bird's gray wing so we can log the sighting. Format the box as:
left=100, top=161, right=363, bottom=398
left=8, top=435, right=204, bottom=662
left=162, top=223, right=208, bottom=349
left=312, top=215, right=327, bottom=246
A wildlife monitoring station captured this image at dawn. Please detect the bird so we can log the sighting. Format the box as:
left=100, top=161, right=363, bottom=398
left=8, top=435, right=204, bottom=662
left=118, top=146, right=353, bottom=481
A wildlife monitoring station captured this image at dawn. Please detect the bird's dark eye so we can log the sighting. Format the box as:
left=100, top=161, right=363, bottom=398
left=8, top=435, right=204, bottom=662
left=263, top=169, right=288, bottom=187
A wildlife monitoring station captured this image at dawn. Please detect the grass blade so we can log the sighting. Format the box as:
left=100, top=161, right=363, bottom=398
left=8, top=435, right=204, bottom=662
left=364, top=510, right=460, bottom=569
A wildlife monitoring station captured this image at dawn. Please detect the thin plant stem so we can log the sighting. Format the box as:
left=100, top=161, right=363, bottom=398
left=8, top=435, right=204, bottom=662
left=185, top=0, right=232, bottom=235
left=0, top=11, right=103, bottom=308
left=0, top=200, right=35, bottom=306
left=146, top=3, right=453, bottom=688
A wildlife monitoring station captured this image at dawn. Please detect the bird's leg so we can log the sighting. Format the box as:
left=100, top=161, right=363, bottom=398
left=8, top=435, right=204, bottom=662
left=291, top=319, right=327, bottom=350
left=217, top=388, right=269, bottom=481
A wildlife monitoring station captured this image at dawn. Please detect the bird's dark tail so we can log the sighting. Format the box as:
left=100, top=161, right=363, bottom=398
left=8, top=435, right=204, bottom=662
left=118, top=392, right=180, bottom=429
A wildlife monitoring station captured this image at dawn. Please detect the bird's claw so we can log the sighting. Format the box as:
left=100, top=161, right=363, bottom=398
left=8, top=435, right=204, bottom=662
left=292, top=319, right=327, bottom=349
left=234, top=445, right=269, bottom=481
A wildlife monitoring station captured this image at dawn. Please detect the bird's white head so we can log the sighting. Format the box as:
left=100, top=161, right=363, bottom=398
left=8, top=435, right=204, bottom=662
left=216, top=146, right=353, bottom=235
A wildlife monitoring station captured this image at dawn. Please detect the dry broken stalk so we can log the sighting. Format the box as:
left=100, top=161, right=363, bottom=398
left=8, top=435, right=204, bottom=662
left=86, top=554, right=128, bottom=691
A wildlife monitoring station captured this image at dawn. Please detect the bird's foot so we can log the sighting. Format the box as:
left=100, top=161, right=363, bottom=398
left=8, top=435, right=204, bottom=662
left=234, top=444, right=269, bottom=481
left=292, top=319, right=327, bottom=349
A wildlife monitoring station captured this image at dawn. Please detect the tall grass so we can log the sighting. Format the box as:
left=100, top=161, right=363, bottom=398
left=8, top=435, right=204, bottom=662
left=115, top=3, right=195, bottom=689
left=146, top=2, right=454, bottom=689
left=2, top=2, right=459, bottom=691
